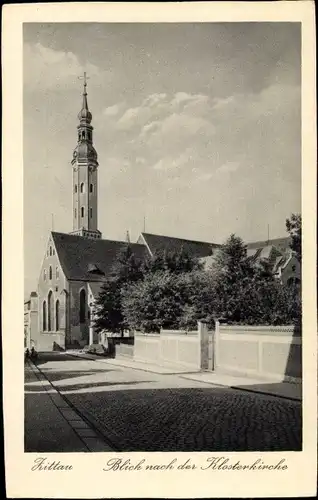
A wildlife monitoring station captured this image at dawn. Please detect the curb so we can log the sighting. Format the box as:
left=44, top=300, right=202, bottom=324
left=179, top=375, right=302, bottom=402
left=29, top=360, right=117, bottom=451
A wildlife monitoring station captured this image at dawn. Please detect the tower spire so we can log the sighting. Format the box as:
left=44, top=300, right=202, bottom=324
left=78, top=72, right=92, bottom=124
left=70, top=73, right=101, bottom=240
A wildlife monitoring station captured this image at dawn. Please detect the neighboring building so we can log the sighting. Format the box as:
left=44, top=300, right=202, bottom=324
left=24, top=292, right=38, bottom=349
left=200, top=237, right=301, bottom=286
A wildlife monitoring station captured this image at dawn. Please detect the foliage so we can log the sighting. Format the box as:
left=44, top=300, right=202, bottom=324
left=93, top=245, right=143, bottom=334
left=286, top=213, right=302, bottom=262
left=142, top=246, right=203, bottom=274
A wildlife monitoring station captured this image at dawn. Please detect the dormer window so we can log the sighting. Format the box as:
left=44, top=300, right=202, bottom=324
left=87, top=263, right=104, bottom=275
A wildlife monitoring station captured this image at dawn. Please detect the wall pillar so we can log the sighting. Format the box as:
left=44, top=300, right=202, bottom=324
left=198, top=320, right=209, bottom=371
left=215, top=320, right=220, bottom=370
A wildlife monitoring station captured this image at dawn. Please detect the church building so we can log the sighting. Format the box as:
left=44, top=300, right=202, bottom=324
left=31, top=77, right=300, bottom=352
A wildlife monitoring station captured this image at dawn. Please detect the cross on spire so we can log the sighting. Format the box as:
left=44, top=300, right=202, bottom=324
left=79, top=72, right=90, bottom=94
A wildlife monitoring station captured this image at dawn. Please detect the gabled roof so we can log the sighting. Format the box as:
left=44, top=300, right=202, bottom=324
left=139, top=232, right=219, bottom=258
left=51, top=232, right=147, bottom=282
left=247, top=237, right=291, bottom=253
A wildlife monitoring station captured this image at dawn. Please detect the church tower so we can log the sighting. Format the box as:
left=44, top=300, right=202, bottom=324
left=70, top=73, right=102, bottom=240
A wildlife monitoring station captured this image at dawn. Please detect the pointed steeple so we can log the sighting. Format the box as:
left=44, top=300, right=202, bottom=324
left=78, top=72, right=92, bottom=124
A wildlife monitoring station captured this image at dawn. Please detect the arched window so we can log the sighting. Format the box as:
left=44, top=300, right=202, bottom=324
left=75, top=185, right=77, bottom=193
left=79, top=289, right=86, bottom=323
left=80, top=183, right=85, bottom=193
left=56, top=266, right=59, bottom=280
left=90, top=183, right=93, bottom=193
left=90, top=208, right=93, bottom=218
left=48, top=291, right=53, bottom=331
left=49, top=266, right=52, bottom=280
left=81, top=207, right=85, bottom=218
left=82, top=131, right=85, bottom=140
left=43, top=301, right=47, bottom=331
left=55, top=300, right=60, bottom=331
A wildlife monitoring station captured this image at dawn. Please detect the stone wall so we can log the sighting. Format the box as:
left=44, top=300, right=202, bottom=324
left=215, top=323, right=301, bottom=382
left=134, top=329, right=200, bottom=371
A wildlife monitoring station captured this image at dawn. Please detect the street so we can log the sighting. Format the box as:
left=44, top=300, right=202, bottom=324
left=25, top=352, right=301, bottom=452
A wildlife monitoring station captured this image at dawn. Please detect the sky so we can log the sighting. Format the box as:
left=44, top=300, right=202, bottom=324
left=24, top=22, right=301, bottom=296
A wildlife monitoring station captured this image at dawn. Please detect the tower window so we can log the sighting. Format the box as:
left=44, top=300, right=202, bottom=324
left=81, top=207, right=85, bottom=218
left=90, top=208, right=93, bottom=218
left=75, top=185, right=77, bottom=193
left=82, top=131, right=85, bottom=140
left=80, top=183, right=85, bottom=193
left=88, top=131, right=92, bottom=141
left=90, top=183, right=93, bottom=193
left=56, top=267, right=59, bottom=280
left=74, top=208, right=77, bottom=218
left=49, top=266, right=52, bottom=280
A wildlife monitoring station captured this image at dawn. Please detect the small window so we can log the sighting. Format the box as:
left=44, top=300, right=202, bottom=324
left=49, top=246, right=52, bottom=256
left=75, top=185, right=77, bottom=193
left=49, top=266, right=52, bottom=280
left=82, top=131, right=85, bottom=140
left=90, top=208, right=93, bottom=218
left=80, top=183, right=85, bottom=193
left=90, top=183, right=93, bottom=193
left=81, top=207, right=84, bottom=218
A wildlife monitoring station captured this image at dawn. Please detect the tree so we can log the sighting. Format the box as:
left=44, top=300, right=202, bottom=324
left=93, top=245, right=144, bottom=334
left=286, top=213, right=301, bottom=262
left=122, top=271, right=188, bottom=332
left=142, top=246, right=203, bottom=275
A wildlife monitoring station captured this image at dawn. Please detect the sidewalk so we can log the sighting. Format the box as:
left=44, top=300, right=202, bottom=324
left=65, top=351, right=301, bottom=401
left=66, top=350, right=192, bottom=374
left=25, top=361, right=113, bottom=452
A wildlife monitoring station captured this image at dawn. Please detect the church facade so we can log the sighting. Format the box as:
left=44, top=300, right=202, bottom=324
left=30, top=78, right=300, bottom=352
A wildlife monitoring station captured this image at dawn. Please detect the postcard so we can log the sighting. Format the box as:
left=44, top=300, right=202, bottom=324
left=2, top=2, right=317, bottom=498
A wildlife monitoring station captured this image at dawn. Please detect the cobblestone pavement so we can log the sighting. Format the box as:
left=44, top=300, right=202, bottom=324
left=33, top=352, right=302, bottom=452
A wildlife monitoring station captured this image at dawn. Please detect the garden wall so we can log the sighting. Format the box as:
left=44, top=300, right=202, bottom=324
left=215, top=323, right=301, bottom=382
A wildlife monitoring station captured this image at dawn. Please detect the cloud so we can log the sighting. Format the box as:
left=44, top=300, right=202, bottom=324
left=24, top=42, right=110, bottom=91
left=152, top=150, right=193, bottom=172
left=103, top=103, right=123, bottom=117
left=142, top=93, right=167, bottom=107
left=216, top=162, right=240, bottom=174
